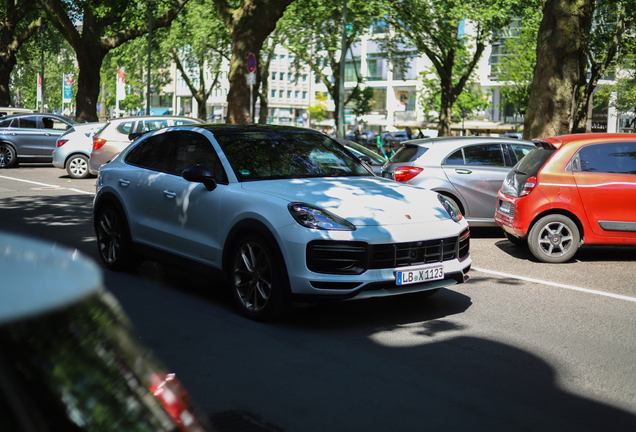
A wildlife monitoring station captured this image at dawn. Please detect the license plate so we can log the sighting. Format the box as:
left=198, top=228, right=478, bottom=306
left=396, top=265, right=444, bottom=286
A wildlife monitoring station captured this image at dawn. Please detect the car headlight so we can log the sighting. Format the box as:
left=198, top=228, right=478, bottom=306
left=288, top=203, right=356, bottom=231
left=438, top=194, right=463, bottom=222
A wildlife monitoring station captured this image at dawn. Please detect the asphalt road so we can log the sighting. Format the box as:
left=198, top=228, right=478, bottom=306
left=2, top=164, right=636, bottom=432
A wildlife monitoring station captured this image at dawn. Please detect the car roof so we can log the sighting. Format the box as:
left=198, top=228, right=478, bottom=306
left=106, top=115, right=204, bottom=123
left=175, top=123, right=326, bottom=135
left=533, top=133, right=636, bottom=150
left=0, top=231, right=101, bottom=326
left=1, top=112, right=77, bottom=122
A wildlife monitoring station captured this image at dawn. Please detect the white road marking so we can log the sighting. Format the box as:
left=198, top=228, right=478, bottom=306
left=473, top=267, right=636, bottom=303
left=0, top=175, right=94, bottom=195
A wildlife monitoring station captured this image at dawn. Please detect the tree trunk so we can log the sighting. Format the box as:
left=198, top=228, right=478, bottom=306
left=75, top=47, right=107, bottom=122
left=523, top=0, right=593, bottom=139
left=222, top=0, right=293, bottom=124
left=0, top=56, right=17, bottom=107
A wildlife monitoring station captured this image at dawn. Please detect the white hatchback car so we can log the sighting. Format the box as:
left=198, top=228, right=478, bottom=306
left=93, top=125, right=471, bottom=320
left=52, top=122, right=106, bottom=178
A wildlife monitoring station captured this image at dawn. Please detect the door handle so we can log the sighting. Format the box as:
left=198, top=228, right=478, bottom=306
left=163, top=190, right=176, bottom=199
left=455, top=169, right=472, bottom=174
left=118, top=179, right=130, bottom=187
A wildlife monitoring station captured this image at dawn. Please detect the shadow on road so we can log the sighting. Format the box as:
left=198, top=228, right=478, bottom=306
left=3, top=194, right=636, bottom=431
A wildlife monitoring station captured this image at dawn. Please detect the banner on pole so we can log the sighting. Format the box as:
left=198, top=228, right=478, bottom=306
left=36, top=74, right=42, bottom=104
left=117, top=67, right=126, bottom=101
left=62, top=74, right=73, bottom=103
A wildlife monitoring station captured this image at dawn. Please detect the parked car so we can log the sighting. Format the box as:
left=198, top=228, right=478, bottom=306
left=345, top=130, right=377, bottom=145
left=495, top=133, right=636, bottom=263
left=0, top=107, right=34, bottom=118
left=381, top=136, right=535, bottom=226
left=89, top=115, right=204, bottom=175
left=0, top=231, right=213, bottom=431
left=335, top=138, right=386, bottom=175
left=93, top=124, right=471, bottom=321
left=52, top=122, right=106, bottom=178
left=0, top=113, right=77, bottom=168
left=382, top=131, right=410, bottom=150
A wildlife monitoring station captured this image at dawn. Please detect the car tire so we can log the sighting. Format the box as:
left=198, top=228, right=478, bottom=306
left=504, top=231, right=527, bottom=247
left=0, top=144, right=17, bottom=168
left=95, top=204, right=137, bottom=271
left=67, top=154, right=91, bottom=179
left=229, top=234, right=290, bottom=321
left=528, top=214, right=580, bottom=263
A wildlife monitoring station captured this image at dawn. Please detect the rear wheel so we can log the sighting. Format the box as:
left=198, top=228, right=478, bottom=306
left=67, top=154, right=90, bottom=179
left=229, top=234, right=290, bottom=321
left=0, top=144, right=17, bottom=168
left=528, top=214, right=580, bottom=263
left=95, top=204, right=137, bottom=271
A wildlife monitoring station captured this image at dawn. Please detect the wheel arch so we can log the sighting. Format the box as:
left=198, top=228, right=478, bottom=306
left=222, top=218, right=291, bottom=294
left=93, top=192, right=131, bottom=233
left=64, top=151, right=89, bottom=168
left=528, top=209, right=585, bottom=242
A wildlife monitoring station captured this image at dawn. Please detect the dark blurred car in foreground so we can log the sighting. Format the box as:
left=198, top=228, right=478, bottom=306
left=0, top=113, right=77, bottom=168
left=382, top=136, right=534, bottom=226
left=496, top=133, right=636, bottom=263
left=0, top=231, right=213, bottom=431
left=52, top=122, right=106, bottom=178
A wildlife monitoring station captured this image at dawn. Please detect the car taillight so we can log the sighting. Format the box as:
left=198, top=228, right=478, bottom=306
left=393, top=166, right=423, bottom=182
left=56, top=139, right=68, bottom=147
left=93, top=137, right=107, bottom=151
left=520, top=176, right=537, bottom=197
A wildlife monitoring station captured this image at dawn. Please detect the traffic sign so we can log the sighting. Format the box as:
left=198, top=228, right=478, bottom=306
left=247, top=53, right=256, bottom=73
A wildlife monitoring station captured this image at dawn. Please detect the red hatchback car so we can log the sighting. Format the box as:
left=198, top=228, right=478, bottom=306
left=495, top=133, right=636, bottom=263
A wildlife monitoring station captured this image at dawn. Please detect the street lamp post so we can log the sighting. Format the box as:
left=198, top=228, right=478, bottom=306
left=146, top=1, right=156, bottom=116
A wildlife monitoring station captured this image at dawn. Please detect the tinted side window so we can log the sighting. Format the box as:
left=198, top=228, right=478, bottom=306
left=175, top=132, right=227, bottom=182
left=463, top=144, right=505, bottom=166
left=116, top=121, right=135, bottom=135
left=0, top=118, right=12, bottom=127
left=18, top=116, right=38, bottom=129
left=512, top=144, right=533, bottom=162
left=444, top=149, right=464, bottom=165
left=578, top=142, right=636, bottom=174
left=125, top=132, right=178, bottom=172
left=390, top=145, right=426, bottom=163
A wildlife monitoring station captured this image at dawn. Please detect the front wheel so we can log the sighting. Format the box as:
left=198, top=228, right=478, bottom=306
left=528, top=214, right=580, bottom=263
left=67, top=154, right=91, bottom=179
left=95, top=204, right=137, bottom=271
left=229, top=234, right=290, bottom=321
left=0, top=144, right=17, bottom=168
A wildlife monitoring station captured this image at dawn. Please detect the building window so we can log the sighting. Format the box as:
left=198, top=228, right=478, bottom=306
left=271, top=90, right=276, bottom=98
left=279, top=90, right=283, bottom=98
left=272, top=72, right=276, bottom=80
left=303, top=74, right=307, bottom=82
left=280, top=72, right=284, bottom=80
left=302, top=91, right=307, bottom=99
left=288, top=73, right=293, bottom=81
left=287, top=91, right=292, bottom=98
left=295, top=91, right=299, bottom=98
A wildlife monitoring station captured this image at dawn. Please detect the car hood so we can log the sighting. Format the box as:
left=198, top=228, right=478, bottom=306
left=240, top=177, right=452, bottom=226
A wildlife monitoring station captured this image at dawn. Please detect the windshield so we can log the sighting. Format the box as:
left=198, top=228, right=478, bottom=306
left=215, top=131, right=372, bottom=181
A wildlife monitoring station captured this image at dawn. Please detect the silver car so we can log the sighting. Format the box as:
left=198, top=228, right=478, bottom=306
left=52, top=122, right=106, bottom=178
left=89, top=116, right=204, bottom=175
left=381, top=136, right=534, bottom=226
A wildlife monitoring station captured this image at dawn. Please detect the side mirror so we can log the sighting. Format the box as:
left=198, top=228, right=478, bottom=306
left=182, top=166, right=217, bottom=191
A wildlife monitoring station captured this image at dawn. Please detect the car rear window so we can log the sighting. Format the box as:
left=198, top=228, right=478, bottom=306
left=389, top=144, right=428, bottom=163
left=501, top=147, right=555, bottom=197
left=116, top=121, right=135, bottom=135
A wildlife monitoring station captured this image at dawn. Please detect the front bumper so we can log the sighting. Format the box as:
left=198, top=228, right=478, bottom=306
left=276, top=219, right=472, bottom=301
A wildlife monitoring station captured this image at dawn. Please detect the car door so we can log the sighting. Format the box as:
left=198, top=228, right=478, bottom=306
left=119, top=131, right=176, bottom=247
left=154, top=131, right=228, bottom=267
left=573, top=142, right=636, bottom=237
left=441, top=143, right=509, bottom=220
left=11, top=116, right=42, bottom=156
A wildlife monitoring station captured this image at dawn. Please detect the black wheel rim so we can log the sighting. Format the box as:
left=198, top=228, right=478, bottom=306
left=97, top=209, right=122, bottom=264
left=232, top=241, right=272, bottom=313
left=0, top=146, right=13, bottom=167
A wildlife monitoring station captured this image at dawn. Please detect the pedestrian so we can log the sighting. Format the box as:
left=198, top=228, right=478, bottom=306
left=405, top=127, right=413, bottom=140
left=354, top=129, right=361, bottom=143
left=417, top=128, right=424, bottom=139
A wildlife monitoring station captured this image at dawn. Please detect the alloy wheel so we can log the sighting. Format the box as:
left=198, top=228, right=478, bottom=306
left=232, top=240, right=273, bottom=313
